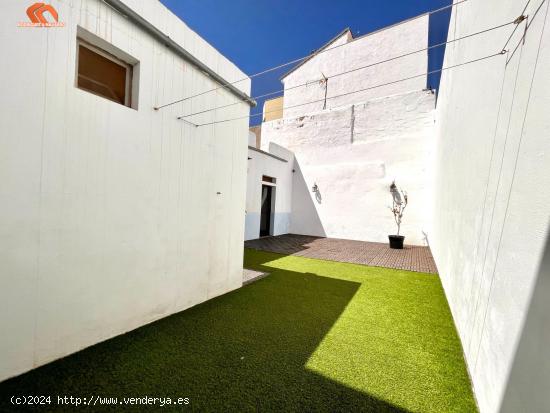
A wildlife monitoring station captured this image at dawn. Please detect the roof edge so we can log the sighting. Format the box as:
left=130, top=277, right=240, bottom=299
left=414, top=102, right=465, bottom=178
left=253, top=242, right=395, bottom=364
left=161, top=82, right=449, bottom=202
left=103, top=0, right=256, bottom=107
left=280, top=27, right=352, bottom=81
left=280, top=12, right=430, bottom=82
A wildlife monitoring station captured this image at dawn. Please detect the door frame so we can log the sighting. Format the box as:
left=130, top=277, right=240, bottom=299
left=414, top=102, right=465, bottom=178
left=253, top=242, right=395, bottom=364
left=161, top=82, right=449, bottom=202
left=259, top=177, right=277, bottom=238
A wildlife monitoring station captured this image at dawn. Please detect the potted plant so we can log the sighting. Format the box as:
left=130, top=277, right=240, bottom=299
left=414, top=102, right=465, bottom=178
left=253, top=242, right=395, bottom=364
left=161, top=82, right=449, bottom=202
left=388, top=181, right=408, bottom=249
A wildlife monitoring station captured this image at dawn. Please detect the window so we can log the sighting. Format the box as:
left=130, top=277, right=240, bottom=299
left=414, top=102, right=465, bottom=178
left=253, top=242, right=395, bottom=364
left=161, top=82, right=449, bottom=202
left=76, top=40, right=133, bottom=107
left=262, top=175, right=276, bottom=184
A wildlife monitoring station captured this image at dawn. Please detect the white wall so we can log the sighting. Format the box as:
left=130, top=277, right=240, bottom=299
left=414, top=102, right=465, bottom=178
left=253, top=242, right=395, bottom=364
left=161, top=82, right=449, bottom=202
left=245, top=144, right=294, bottom=240
left=282, top=15, right=429, bottom=118
left=0, top=0, right=250, bottom=381
left=248, top=131, right=257, bottom=147
left=432, top=0, right=550, bottom=411
left=500, top=233, right=550, bottom=413
left=262, top=90, right=435, bottom=245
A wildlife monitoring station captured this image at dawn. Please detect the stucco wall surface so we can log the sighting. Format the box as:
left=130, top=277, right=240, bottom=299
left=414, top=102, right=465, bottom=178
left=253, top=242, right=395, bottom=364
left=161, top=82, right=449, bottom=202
left=500, top=233, right=550, bottom=413
left=432, top=0, right=550, bottom=412
left=262, top=90, right=435, bottom=245
left=245, top=144, right=294, bottom=240
left=282, top=15, right=429, bottom=119
left=0, top=0, right=250, bottom=381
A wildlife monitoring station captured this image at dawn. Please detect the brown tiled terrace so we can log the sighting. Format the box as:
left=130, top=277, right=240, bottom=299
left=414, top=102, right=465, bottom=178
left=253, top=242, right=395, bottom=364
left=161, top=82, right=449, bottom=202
left=244, top=234, right=438, bottom=274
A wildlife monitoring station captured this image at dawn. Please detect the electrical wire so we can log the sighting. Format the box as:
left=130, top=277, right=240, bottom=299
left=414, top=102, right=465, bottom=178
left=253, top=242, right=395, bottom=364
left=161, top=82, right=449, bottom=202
left=191, top=51, right=506, bottom=128
left=154, top=0, right=469, bottom=110
left=176, top=20, right=515, bottom=120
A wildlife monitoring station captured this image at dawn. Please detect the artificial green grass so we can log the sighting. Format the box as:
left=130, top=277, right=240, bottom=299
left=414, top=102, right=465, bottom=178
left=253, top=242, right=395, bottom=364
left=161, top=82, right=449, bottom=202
left=0, top=249, right=477, bottom=412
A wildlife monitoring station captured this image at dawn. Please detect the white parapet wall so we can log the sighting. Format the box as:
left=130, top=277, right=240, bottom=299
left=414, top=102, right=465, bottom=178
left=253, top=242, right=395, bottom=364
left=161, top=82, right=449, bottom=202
left=432, top=0, right=550, bottom=411
left=245, top=143, right=294, bottom=240
left=281, top=14, right=429, bottom=118
left=262, top=89, right=435, bottom=245
left=0, top=0, right=250, bottom=381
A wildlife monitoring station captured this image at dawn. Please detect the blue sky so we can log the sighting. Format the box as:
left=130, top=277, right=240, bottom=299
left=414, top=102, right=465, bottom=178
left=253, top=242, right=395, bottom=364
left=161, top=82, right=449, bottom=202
left=159, top=0, right=453, bottom=125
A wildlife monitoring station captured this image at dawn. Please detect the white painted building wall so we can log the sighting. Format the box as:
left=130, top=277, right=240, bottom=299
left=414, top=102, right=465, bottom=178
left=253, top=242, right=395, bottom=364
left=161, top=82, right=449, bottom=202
left=256, top=17, right=434, bottom=245
left=0, top=0, right=250, bottom=382
left=432, top=0, right=550, bottom=411
left=281, top=15, right=429, bottom=118
left=245, top=143, right=294, bottom=240
left=500, top=233, right=550, bottom=413
left=262, top=90, right=435, bottom=245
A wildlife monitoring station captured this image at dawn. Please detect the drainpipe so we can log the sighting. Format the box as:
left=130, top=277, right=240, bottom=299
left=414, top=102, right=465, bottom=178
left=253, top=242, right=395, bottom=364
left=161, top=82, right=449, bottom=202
left=101, top=0, right=256, bottom=107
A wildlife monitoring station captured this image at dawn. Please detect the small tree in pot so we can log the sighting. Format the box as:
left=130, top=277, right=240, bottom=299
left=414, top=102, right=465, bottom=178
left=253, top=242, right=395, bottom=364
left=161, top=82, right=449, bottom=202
left=388, top=181, right=408, bottom=249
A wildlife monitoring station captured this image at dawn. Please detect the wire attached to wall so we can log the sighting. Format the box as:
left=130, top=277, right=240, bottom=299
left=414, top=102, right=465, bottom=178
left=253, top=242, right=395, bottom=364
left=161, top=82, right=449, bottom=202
left=467, top=0, right=546, bottom=359
left=154, top=0, right=470, bottom=111
left=175, top=20, right=515, bottom=121
left=501, top=0, right=532, bottom=52
left=191, top=51, right=506, bottom=128
left=506, top=0, right=548, bottom=64
left=470, top=0, right=548, bottom=377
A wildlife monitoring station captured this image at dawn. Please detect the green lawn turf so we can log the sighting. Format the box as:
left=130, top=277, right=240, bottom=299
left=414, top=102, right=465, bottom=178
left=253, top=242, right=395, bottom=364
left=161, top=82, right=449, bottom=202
left=0, top=249, right=477, bottom=412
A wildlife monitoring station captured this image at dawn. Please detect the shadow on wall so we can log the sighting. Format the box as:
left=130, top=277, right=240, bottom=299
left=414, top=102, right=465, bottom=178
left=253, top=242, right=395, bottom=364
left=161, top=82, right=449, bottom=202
left=290, top=161, right=326, bottom=237
left=501, top=227, right=550, bottom=413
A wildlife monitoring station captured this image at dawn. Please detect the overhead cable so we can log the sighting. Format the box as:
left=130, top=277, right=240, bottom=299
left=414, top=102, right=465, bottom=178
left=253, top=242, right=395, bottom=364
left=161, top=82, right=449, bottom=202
left=177, top=20, right=514, bottom=120
left=154, top=0, right=469, bottom=110
left=190, top=51, right=506, bottom=128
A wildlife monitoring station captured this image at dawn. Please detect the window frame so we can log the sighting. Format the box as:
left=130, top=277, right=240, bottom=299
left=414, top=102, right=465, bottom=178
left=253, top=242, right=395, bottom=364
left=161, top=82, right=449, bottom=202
left=262, top=175, right=277, bottom=186
left=75, top=38, right=133, bottom=108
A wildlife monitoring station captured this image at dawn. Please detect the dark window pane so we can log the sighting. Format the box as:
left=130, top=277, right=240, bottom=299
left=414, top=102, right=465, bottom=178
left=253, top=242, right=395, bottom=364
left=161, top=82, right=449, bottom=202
left=78, top=44, right=127, bottom=105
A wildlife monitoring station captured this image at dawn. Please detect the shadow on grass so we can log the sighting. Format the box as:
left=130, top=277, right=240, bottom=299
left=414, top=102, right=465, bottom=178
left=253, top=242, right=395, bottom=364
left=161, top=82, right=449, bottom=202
left=244, top=233, right=326, bottom=256
left=0, top=254, right=410, bottom=412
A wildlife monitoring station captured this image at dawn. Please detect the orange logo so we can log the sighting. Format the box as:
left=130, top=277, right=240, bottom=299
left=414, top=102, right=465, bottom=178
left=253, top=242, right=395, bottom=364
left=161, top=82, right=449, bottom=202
left=18, top=3, right=65, bottom=27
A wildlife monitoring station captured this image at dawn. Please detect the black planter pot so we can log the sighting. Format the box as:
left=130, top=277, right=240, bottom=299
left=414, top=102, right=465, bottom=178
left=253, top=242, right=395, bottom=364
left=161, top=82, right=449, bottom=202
left=388, top=235, right=405, bottom=249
